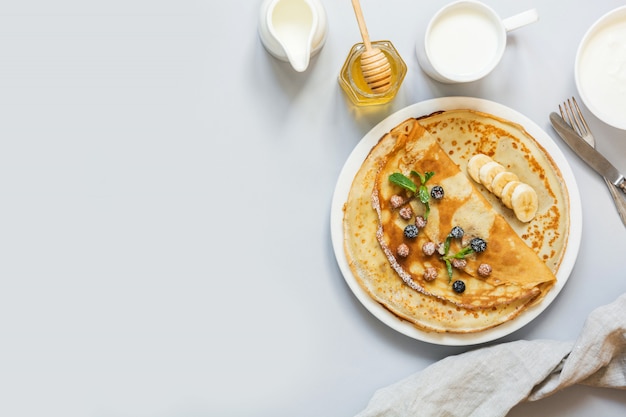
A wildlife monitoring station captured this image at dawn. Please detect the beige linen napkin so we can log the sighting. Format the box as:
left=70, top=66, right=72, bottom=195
left=355, top=293, right=626, bottom=417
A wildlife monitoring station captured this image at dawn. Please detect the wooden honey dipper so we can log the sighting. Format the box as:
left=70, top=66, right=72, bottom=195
left=351, top=0, right=392, bottom=93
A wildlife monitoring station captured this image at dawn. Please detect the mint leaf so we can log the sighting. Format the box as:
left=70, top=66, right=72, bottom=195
left=390, top=170, right=436, bottom=221
left=455, top=246, right=475, bottom=259
left=418, top=185, right=430, bottom=204
left=443, top=236, right=451, bottom=256
left=445, top=259, right=453, bottom=282
left=389, top=173, right=417, bottom=193
left=418, top=185, right=431, bottom=220
left=410, top=170, right=425, bottom=184
left=411, top=170, right=435, bottom=186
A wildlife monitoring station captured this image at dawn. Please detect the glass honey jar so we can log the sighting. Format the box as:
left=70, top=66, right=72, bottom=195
left=338, top=40, right=407, bottom=106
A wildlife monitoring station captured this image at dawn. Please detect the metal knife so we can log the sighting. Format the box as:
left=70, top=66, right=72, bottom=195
left=549, top=112, right=626, bottom=193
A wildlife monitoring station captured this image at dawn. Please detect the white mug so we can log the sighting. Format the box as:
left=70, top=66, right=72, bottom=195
left=416, top=0, right=538, bottom=83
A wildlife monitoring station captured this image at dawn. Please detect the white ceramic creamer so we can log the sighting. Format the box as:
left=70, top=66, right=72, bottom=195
left=258, top=0, right=328, bottom=72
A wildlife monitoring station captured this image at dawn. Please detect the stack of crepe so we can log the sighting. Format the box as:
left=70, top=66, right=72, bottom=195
left=343, top=111, right=570, bottom=333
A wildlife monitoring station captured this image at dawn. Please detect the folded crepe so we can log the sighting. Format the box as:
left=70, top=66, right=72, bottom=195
left=373, top=119, right=556, bottom=309
left=343, top=112, right=570, bottom=333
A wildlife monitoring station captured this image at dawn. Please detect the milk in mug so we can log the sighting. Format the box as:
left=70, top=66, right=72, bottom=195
left=427, top=7, right=502, bottom=78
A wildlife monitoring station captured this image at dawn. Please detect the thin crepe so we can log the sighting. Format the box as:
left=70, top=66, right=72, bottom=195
left=344, top=122, right=535, bottom=333
left=343, top=111, right=570, bottom=333
left=373, top=119, right=555, bottom=310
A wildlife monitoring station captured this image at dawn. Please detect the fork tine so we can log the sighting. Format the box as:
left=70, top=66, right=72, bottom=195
left=571, top=97, right=590, bottom=137
left=563, top=98, right=583, bottom=136
left=567, top=99, right=580, bottom=133
left=560, top=101, right=577, bottom=135
left=559, top=97, right=592, bottom=139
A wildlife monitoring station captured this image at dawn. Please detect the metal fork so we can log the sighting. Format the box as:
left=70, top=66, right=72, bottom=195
left=559, top=97, right=626, bottom=226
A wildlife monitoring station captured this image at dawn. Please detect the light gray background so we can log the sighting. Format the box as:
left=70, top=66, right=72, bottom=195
left=0, top=1, right=625, bottom=416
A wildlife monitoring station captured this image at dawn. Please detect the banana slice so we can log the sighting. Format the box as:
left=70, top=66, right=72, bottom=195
left=491, top=171, right=519, bottom=198
left=501, top=181, right=522, bottom=209
left=511, top=183, right=539, bottom=222
left=467, top=153, right=538, bottom=222
left=479, top=161, right=505, bottom=192
left=467, top=154, right=492, bottom=183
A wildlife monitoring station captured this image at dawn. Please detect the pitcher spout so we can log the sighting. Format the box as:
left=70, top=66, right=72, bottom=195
left=259, top=0, right=327, bottom=72
left=269, top=0, right=317, bottom=72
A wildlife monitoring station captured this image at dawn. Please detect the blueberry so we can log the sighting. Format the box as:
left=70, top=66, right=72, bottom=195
left=449, top=226, right=464, bottom=239
left=430, top=185, right=444, bottom=200
left=452, top=280, right=466, bottom=293
left=404, top=224, right=419, bottom=239
left=470, top=237, right=487, bottom=253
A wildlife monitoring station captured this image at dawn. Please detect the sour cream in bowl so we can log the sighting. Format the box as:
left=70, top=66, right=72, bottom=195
left=575, top=6, right=626, bottom=130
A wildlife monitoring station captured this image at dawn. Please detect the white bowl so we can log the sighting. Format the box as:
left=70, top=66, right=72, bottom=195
left=575, top=6, right=626, bottom=130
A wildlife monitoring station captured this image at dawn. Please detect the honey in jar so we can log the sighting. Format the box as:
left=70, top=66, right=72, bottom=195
left=338, top=40, right=406, bottom=106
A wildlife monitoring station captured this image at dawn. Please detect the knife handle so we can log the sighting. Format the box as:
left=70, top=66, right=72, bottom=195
left=604, top=177, right=626, bottom=227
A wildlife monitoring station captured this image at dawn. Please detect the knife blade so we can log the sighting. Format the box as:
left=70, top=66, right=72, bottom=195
left=549, top=112, right=626, bottom=192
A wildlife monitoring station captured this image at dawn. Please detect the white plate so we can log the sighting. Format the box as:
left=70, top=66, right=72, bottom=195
left=330, top=97, right=582, bottom=346
left=575, top=6, right=626, bottom=130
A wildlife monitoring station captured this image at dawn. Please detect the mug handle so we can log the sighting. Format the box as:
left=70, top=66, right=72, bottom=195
left=502, top=9, right=539, bottom=32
